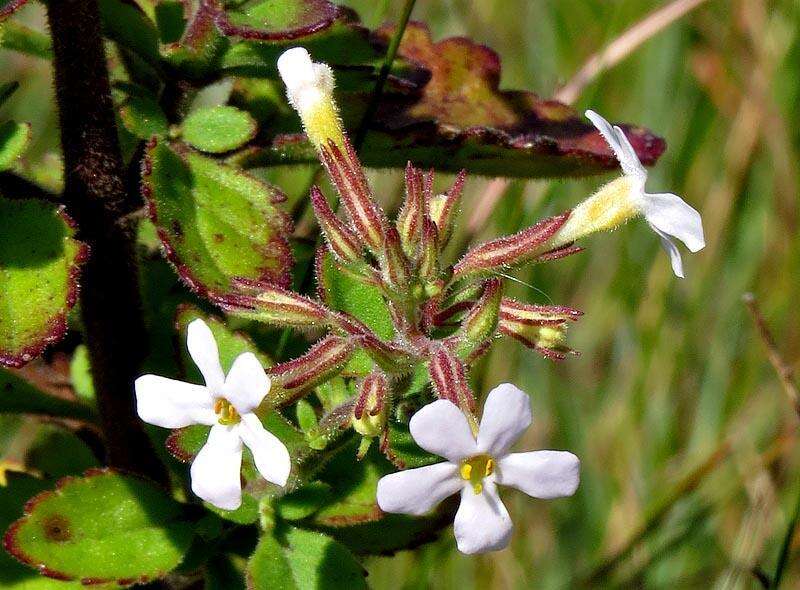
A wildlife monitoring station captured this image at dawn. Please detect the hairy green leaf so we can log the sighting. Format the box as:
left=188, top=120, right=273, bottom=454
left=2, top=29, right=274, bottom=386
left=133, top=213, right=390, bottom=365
left=25, top=425, right=100, bottom=480
left=246, top=527, right=366, bottom=590
left=0, top=0, right=28, bottom=22
left=143, top=140, right=293, bottom=296
left=0, top=121, right=30, bottom=171
left=3, top=470, right=193, bottom=584
left=0, top=21, right=52, bottom=59
left=119, top=95, right=169, bottom=139
left=182, top=106, right=257, bottom=153
left=0, top=198, right=86, bottom=368
left=0, top=369, right=95, bottom=422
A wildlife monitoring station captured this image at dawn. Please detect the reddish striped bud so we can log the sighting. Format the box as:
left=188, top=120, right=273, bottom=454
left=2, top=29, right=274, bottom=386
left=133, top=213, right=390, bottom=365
left=352, top=372, right=389, bottom=442
left=310, top=186, right=363, bottom=265
left=212, top=283, right=331, bottom=328
left=429, top=345, right=475, bottom=412
left=499, top=299, right=583, bottom=325
left=331, top=313, right=416, bottom=374
left=396, top=163, right=425, bottom=257
left=320, top=137, right=388, bottom=254
left=381, top=226, right=411, bottom=291
left=268, top=336, right=354, bottom=405
left=499, top=317, right=578, bottom=361
left=428, top=169, right=465, bottom=245
left=456, top=279, right=502, bottom=356
left=452, top=212, right=570, bottom=278
left=418, top=217, right=440, bottom=285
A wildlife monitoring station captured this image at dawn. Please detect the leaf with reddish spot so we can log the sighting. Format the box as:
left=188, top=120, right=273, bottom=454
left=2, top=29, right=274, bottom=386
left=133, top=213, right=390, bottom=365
left=0, top=198, right=87, bottom=368
left=142, top=140, right=293, bottom=298
left=2, top=469, right=193, bottom=584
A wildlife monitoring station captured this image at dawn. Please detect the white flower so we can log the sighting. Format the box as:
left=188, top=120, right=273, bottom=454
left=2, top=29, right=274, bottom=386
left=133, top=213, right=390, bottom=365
left=376, top=384, right=579, bottom=554
left=134, top=319, right=291, bottom=510
left=585, top=109, right=705, bottom=278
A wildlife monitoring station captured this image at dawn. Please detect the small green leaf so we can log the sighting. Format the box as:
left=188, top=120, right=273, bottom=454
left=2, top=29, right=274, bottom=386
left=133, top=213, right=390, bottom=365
left=318, top=251, right=393, bottom=376
left=0, top=0, right=29, bottom=22
left=68, top=345, right=96, bottom=405
left=295, top=400, right=317, bottom=433
left=0, top=81, right=19, bottom=106
left=182, top=106, right=257, bottom=154
left=217, top=0, right=338, bottom=41
left=24, top=425, right=100, bottom=479
left=0, top=21, right=52, bottom=59
left=4, top=470, right=194, bottom=584
left=143, top=140, right=293, bottom=296
left=0, top=198, right=86, bottom=368
left=0, top=368, right=95, bottom=422
left=0, top=121, right=30, bottom=171
left=275, top=482, right=332, bottom=521
left=119, top=95, right=169, bottom=139
left=246, top=527, right=367, bottom=590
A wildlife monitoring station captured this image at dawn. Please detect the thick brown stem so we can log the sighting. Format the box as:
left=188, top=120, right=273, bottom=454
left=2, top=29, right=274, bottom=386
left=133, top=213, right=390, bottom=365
left=46, top=0, right=166, bottom=483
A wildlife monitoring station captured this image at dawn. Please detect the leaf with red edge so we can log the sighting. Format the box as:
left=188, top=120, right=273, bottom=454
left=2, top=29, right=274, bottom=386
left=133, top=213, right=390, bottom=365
left=234, top=21, right=665, bottom=179
left=0, top=198, right=87, bottom=368
left=142, top=139, right=293, bottom=298
left=216, top=0, right=340, bottom=41
left=0, top=0, right=28, bottom=22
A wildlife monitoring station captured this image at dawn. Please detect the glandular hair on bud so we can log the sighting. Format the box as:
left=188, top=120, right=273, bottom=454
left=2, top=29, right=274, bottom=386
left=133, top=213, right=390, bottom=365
left=548, top=175, right=639, bottom=248
left=277, top=47, right=345, bottom=150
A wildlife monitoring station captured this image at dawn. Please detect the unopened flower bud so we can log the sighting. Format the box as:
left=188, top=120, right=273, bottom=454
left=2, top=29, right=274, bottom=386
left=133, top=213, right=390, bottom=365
left=352, top=372, right=389, bottom=439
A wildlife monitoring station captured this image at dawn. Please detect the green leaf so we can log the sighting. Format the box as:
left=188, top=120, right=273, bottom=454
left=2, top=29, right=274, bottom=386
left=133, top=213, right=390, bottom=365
left=0, top=81, right=19, bottom=106
left=246, top=527, right=367, bottom=590
left=386, top=421, right=440, bottom=469
left=0, top=368, right=95, bottom=422
left=0, top=21, right=52, bottom=59
left=317, top=251, right=393, bottom=376
left=143, top=140, right=293, bottom=296
left=182, top=106, right=257, bottom=154
left=160, top=0, right=227, bottom=78
left=4, top=469, right=194, bottom=584
left=217, top=0, right=339, bottom=41
left=0, top=472, right=86, bottom=589
left=295, top=400, right=317, bottom=433
left=119, top=95, right=169, bottom=140
left=24, top=425, right=100, bottom=479
left=0, top=0, right=28, bottom=22
left=0, top=121, right=31, bottom=171
left=0, top=198, right=86, bottom=368
left=276, top=482, right=332, bottom=521
left=68, top=345, right=96, bottom=405
left=99, top=0, right=160, bottom=65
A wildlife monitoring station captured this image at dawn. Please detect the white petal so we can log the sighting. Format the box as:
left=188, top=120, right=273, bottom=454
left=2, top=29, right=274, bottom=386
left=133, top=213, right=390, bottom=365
left=277, top=47, right=334, bottom=111
left=223, top=353, right=270, bottom=414
left=134, top=375, right=216, bottom=428
left=187, top=319, right=224, bottom=391
left=409, top=400, right=477, bottom=462
left=585, top=110, right=647, bottom=180
left=643, top=192, right=705, bottom=252
left=190, top=424, right=243, bottom=510
left=239, top=413, right=291, bottom=487
left=453, top=482, right=513, bottom=554
left=497, top=451, right=580, bottom=499
left=376, top=462, right=462, bottom=516
left=476, top=383, right=532, bottom=456
left=651, top=226, right=685, bottom=278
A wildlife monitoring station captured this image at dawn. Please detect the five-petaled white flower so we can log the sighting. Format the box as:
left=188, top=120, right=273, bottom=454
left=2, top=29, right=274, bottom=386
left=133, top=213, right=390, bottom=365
left=135, top=319, right=291, bottom=510
left=376, top=383, right=580, bottom=554
left=586, top=109, right=705, bottom=278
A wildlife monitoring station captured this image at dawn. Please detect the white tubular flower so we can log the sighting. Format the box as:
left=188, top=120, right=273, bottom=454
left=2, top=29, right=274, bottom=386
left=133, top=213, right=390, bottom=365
left=552, top=110, right=705, bottom=278
left=277, top=47, right=343, bottom=149
left=376, top=384, right=579, bottom=554
left=135, top=319, right=291, bottom=510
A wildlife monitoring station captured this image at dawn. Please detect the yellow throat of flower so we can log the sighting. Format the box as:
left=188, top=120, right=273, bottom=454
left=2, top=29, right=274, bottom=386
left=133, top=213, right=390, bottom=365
left=460, top=454, right=495, bottom=495
left=214, top=398, right=241, bottom=426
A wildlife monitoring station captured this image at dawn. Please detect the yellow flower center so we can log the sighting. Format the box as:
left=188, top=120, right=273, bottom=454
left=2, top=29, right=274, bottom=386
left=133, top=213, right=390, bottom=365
left=460, top=454, right=495, bottom=495
left=214, top=398, right=241, bottom=426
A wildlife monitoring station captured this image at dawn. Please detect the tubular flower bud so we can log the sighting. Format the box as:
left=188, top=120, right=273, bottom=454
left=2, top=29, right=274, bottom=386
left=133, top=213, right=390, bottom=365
left=429, top=345, right=476, bottom=414
left=499, top=317, right=577, bottom=361
left=310, top=186, right=363, bottom=265
left=418, top=217, right=440, bottom=285
left=277, top=47, right=344, bottom=149
left=453, top=212, right=570, bottom=279
left=213, top=283, right=331, bottom=328
left=456, top=279, right=502, bottom=356
left=499, top=299, right=583, bottom=325
left=381, top=226, right=412, bottom=291
left=352, top=372, right=389, bottom=439
left=268, top=336, right=354, bottom=405
left=545, top=110, right=705, bottom=278
left=396, top=163, right=425, bottom=257
left=428, top=169, right=466, bottom=245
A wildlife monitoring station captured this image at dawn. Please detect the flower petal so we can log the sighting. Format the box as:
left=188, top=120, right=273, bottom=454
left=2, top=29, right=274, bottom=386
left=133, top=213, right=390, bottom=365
left=223, top=352, right=271, bottom=414
left=497, top=451, right=580, bottom=499
left=239, top=413, right=291, bottom=487
left=376, top=462, right=462, bottom=516
left=134, top=374, right=216, bottom=428
left=187, top=319, right=225, bottom=391
left=409, top=399, right=477, bottom=462
left=476, top=383, right=531, bottom=456
left=643, top=192, right=705, bottom=253
left=190, top=424, right=243, bottom=510
left=651, top=226, right=685, bottom=278
left=585, top=110, right=646, bottom=180
left=453, top=481, right=513, bottom=554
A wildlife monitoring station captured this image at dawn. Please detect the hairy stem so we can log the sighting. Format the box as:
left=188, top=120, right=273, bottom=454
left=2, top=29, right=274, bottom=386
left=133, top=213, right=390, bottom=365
left=46, top=0, right=167, bottom=483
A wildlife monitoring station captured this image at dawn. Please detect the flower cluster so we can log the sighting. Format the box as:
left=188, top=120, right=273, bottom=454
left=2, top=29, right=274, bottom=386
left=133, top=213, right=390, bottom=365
left=134, top=48, right=704, bottom=554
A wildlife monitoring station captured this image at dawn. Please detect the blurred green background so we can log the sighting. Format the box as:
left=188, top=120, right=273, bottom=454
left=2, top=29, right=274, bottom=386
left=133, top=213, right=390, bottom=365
left=2, top=0, right=800, bottom=587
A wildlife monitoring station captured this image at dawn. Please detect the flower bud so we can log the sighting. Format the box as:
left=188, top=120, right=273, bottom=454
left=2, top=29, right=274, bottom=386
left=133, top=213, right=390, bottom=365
left=310, top=186, right=364, bottom=265
left=499, top=317, right=578, bottom=361
left=418, top=217, right=440, bottom=284
left=429, top=345, right=475, bottom=412
left=396, top=163, right=426, bottom=257
left=212, top=283, right=331, bottom=328
left=352, top=372, right=389, bottom=438
left=381, top=226, right=411, bottom=292
left=428, top=169, right=465, bottom=245
left=455, top=279, right=502, bottom=357
left=277, top=47, right=344, bottom=150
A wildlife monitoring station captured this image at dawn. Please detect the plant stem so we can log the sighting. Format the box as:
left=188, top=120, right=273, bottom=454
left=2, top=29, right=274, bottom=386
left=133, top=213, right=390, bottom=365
left=770, top=480, right=800, bottom=588
left=46, top=0, right=167, bottom=483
